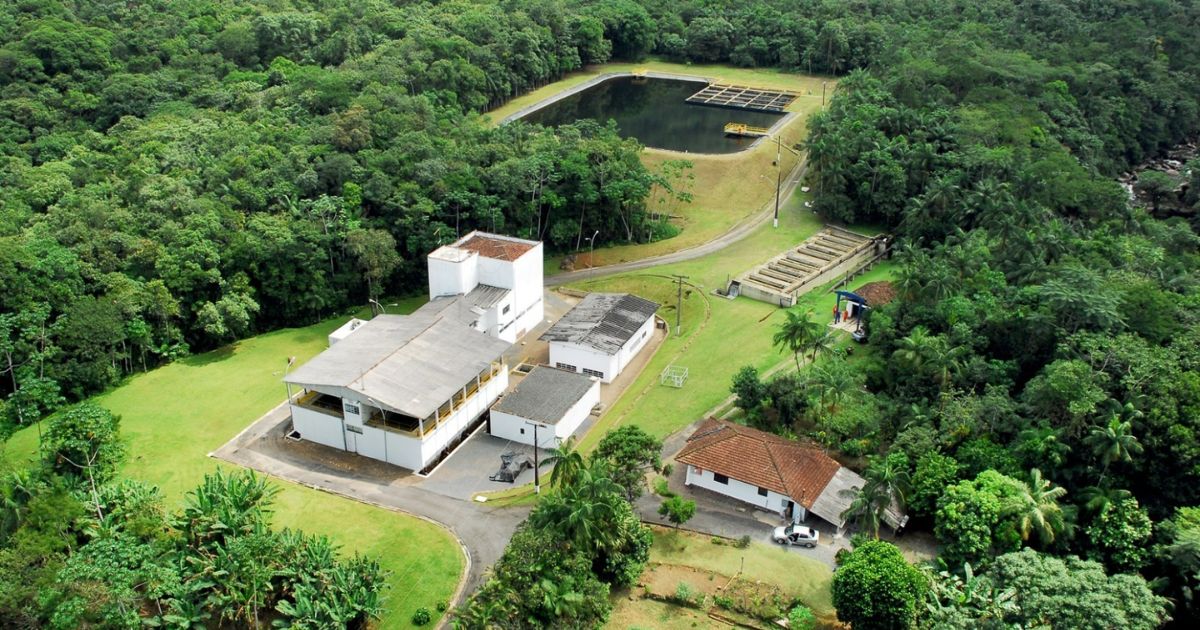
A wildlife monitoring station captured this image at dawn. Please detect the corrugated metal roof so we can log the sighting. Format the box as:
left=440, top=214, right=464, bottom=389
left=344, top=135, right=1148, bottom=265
left=540, top=293, right=659, bottom=355
left=492, top=366, right=597, bottom=425
left=284, top=313, right=509, bottom=419
left=423, top=284, right=511, bottom=325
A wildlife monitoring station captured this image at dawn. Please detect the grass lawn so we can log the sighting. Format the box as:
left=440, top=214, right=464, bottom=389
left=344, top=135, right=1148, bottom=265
left=490, top=59, right=834, bottom=270
left=606, top=597, right=718, bottom=630
left=1, top=296, right=462, bottom=629
left=651, top=527, right=834, bottom=617
left=568, top=191, right=896, bottom=452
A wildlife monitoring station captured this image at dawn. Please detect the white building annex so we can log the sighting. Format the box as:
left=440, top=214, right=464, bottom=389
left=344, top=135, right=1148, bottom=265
left=540, top=293, right=659, bottom=384
left=676, top=418, right=906, bottom=532
left=489, top=366, right=600, bottom=448
left=284, top=231, right=545, bottom=472
left=426, top=231, right=544, bottom=343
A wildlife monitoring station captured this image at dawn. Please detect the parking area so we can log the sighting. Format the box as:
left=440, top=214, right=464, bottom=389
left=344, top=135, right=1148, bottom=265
left=418, top=425, right=549, bottom=500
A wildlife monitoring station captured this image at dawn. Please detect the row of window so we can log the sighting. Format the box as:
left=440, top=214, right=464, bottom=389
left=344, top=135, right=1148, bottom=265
left=553, top=362, right=606, bottom=380
left=710, top=472, right=769, bottom=497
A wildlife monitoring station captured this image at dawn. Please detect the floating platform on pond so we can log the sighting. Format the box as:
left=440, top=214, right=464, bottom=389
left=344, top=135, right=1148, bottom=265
left=724, top=122, right=770, bottom=137
left=687, top=83, right=798, bottom=113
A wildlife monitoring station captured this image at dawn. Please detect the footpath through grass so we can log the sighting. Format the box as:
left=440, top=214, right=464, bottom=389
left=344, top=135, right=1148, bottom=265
left=1, top=296, right=462, bottom=629
left=492, top=60, right=832, bottom=270
left=571, top=191, right=895, bottom=452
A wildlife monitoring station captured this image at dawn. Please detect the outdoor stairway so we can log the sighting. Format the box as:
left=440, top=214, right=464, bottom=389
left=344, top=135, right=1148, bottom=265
left=734, top=227, right=878, bottom=305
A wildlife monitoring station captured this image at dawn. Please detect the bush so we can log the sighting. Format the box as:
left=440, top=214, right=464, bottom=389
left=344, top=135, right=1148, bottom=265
left=653, top=476, right=675, bottom=498
left=735, top=535, right=751, bottom=549
left=675, top=581, right=696, bottom=605
left=714, top=594, right=733, bottom=609
left=661, top=462, right=674, bottom=476
left=411, top=607, right=432, bottom=626
left=788, top=605, right=817, bottom=630
left=436, top=601, right=447, bottom=612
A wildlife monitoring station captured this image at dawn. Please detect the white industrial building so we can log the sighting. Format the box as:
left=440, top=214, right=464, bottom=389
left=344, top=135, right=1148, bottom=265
left=489, top=366, right=600, bottom=448
left=284, top=313, right=510, bottom=472
left=676, top=419, right=906, bottom=531
left=427, top=231, right=544, bottom=343
left=540, top=293, right=659, bottom=384
left=283, top=230, right=545, bottom=472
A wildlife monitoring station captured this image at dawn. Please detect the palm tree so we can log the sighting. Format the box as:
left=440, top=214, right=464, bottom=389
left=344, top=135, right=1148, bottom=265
left=1085, top=417, right=1143, bottom=484
left=1079, top=485, right=1133, bottom=516
left=774, top=309, right=819, bottom=370
left=839, top=456, right=909, bottom=538
left=1004, top=468, right=1068, bottom=545
left=540, top=437, right=585, bottom=490
left=840, top=482, right=889, bottom=539
left=892, top=326, right=934, bottom=373
left=529, top=461, right=623, bottom=554
left=805, top=328, right=837, bottom=362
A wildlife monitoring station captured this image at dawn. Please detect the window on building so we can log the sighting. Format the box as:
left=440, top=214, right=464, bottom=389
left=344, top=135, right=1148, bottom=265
left=502, top=304, right=511, bottom=315
left=556, top=362, right=577, bottom=372
left=520, top=428, right=525, bottom=435
left=582, top=368, right=604, bottom=379
left=713, top=473, right=729, bottom=485
left=757, top=487, right=769, bottom=497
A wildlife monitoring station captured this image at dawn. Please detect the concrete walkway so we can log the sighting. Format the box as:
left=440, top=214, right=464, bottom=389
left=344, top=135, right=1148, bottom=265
left=210, top=404, right=531, bottom=603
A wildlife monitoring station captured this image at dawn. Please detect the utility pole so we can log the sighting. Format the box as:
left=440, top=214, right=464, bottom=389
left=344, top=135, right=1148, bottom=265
left=671, top=274, right=688, bottom=336
left=526, top=421, right=540, bottom=494
left=774, top=135, right=782, bottom=228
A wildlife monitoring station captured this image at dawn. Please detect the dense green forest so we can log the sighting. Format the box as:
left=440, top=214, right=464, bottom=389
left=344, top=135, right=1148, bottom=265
left=3, top=0, right=1200, bottom=628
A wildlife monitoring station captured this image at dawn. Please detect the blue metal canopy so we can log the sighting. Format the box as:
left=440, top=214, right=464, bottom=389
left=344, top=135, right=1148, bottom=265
left=835, top=290, right=867, bottom=305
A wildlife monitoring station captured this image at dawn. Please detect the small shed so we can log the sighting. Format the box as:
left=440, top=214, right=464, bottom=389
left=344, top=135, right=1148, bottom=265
left=490, top=366, right=600, bottom=448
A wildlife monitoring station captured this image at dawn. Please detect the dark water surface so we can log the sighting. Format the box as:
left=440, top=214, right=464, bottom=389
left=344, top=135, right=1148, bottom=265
left=520, top=76, right=785, bottom=154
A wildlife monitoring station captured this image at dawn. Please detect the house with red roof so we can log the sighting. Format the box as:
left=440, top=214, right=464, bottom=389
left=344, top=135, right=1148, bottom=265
left=677, top=418, right=905, bottom=532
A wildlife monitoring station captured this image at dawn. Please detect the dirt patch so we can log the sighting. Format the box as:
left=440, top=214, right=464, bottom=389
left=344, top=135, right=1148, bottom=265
left=635, top=562, right=845, bottom=630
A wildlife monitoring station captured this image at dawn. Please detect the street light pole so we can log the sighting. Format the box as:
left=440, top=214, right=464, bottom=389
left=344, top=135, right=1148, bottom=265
left=588, top=229, right=599, bottom=268
left=525, top=421, right=540, bottom=494
left=821, top=81, right=827, bottom=108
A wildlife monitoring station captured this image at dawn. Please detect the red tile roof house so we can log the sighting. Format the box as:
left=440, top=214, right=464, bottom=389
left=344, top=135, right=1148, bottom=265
left=676, top=419, right=906, bottom=534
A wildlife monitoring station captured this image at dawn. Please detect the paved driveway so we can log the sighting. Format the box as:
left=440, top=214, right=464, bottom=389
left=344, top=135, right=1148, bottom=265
left=211, top=403, right=531, bottom=602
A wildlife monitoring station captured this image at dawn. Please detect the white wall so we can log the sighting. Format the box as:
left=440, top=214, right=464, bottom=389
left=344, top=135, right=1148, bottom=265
left=427, top=251, right=479, bottom=299
left=291, top=405, right=345, bottom=450
left=685, top=464, right=801, bottom=519
left=328, top=318, right=366, bottom=346
left=295, top=371, right=508, bottom=471
left=490, top=378, right=600, bottom=447
left=614, top=316, right=655, bottom=376
left=549, top=341, right=619, bottom=383
left=548, top=315, right=653, bottom=383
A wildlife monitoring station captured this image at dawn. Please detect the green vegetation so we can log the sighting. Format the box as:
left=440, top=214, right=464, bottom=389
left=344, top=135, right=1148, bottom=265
left=832, top=541, right=928, bottom=630
left=3, top=309, right=462, bottom=628
left=651, top=527, right=833, bottom=617
left=2, top=404, right=387, bottom=628
left=457, top=458, right=653, bottom=628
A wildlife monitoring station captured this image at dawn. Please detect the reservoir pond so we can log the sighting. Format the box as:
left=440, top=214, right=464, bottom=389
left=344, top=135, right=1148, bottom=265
left=519, top=76, right=785, bottom=154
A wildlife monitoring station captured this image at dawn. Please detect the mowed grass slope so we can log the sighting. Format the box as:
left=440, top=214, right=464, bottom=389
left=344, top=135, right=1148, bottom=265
left=573, top=194, right=895, bottom=451
left=491, top=60, right=833, bottom=269
left=1, top=297, right=462, bottom=629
